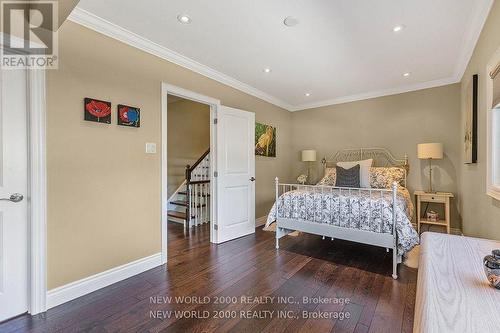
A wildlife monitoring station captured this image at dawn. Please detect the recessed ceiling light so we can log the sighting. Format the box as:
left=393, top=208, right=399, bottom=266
left=263, top=68, right=272, bottom=73
left=305, top=93, right=311, bottom=97
left=177, top=14, right=191, bottom=24
left=284, top=16, right=299, bottom=27
left=393, top=25, right=405, bottom=33
left=403, top=72, right=411, bottom=77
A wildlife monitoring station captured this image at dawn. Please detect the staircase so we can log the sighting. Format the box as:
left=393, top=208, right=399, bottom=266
left=168, top=149, right=210, bottom=229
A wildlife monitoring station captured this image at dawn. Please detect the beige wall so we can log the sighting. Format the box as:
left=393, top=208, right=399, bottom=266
left=459, top=1, right=500, bottom=240
left=47, top=21, right=292, bottom=289
left=291, top=84, right=462, bottom=228
left=167, top=98, right=210, bottom=198
left=48, top=8, right=493, bottom=290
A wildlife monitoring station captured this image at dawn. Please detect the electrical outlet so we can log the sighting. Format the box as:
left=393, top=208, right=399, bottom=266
left=145, top=143, right=157, bottom=154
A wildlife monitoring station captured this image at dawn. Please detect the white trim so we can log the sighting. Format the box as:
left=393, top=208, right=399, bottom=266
left=27, top=69, right=47, bottom=315
left=68, top=8, right=292, bottom=111
left=256, top=215, right=268, bottom=227
left=161, top=90, right=168, bottom=264
left=209, top=103, right=218, bottom=244
left=454, top=0, right=494, bottom=82
left=161, top=83, right=221, bottom=254
left=486, top=47, right=500, bottom=201
left=46, top=253, right=162, bottom=310
left=68, top=5, right=492, bottom=112
left=290, top=76, right=460, bottom=111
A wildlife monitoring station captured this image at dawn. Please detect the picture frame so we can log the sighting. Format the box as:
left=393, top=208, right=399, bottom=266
left=84, top=98, right=111, bottom=124
left=117, top=104, right=141, bottom=128
left=255, top=122, right=276, bottom=157
left=464, top=74, right=478, bottom=164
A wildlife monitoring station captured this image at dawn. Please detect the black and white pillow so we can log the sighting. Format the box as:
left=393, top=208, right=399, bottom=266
left=335, top=165, right=361, bottom=188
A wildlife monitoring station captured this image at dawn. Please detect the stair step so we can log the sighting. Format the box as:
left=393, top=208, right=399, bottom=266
left=171, top=202, right=207, bottom=209
left=178, top=191, right=210, bottom=197
left=167, top=211, right=186, bottom=220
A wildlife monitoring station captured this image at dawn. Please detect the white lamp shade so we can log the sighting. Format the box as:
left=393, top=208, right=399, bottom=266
left=418, top=143, right=443, bottom=160
left=301, top=150, right=317, bottom=162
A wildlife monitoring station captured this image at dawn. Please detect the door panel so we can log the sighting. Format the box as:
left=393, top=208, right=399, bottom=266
left=0, top=68, right=29, bottom=321
left=216, top=106, right=255, bottom=243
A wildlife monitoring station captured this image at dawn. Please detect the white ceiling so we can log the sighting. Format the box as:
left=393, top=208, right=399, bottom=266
left=71, top=0, right=493, bottom=111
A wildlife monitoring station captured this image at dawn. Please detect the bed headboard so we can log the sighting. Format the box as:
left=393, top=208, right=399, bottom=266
left=321, top=148, right=409, bottom=186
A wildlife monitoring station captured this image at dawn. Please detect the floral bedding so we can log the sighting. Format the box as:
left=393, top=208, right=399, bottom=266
left=266, top=186, right=419, bottom=255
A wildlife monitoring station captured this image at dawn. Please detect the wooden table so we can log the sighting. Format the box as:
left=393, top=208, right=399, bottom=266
left=414, top=232, right=500, bottom=332
left=414, top=191, right=454, bottom=234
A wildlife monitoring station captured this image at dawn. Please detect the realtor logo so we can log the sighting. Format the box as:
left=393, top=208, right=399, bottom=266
left=1, top=1, right=58, bottom=69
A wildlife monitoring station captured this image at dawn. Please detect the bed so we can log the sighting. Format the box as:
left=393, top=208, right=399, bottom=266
left=266, top=148, right=419, bottom=279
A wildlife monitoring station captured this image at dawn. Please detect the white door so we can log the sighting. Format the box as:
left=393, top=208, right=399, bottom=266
left=0, top=68, right=29, bottom=321
left=215, top=106, right=255, bottom=243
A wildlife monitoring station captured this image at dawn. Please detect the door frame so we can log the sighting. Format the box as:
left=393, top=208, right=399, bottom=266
left=161, top=83, right=220, bottom=262
left=0, top=35, right=48, bottom=315
left=27, top=68, right=47, bottom=315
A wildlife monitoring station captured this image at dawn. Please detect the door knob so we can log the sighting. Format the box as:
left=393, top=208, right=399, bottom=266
left=250, top=177, right=256, bottom=182
left=0, top=193, right=24, bottom=203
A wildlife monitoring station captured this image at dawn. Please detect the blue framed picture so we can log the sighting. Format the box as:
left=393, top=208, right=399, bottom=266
left=117, top=104, right=140, bottom=127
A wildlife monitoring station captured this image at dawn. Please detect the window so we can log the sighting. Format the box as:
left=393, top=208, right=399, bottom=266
left=487, top=58, right=500, bottom=200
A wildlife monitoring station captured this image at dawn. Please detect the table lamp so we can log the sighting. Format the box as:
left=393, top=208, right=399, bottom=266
left=301, top=150, right=317, bottom=184
left=418, top=143, right=443, bottom=193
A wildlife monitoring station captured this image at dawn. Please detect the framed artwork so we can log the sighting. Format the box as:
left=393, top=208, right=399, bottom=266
left=84, top=98, right=111, bottom=124
left=117, top=104, right=140, bottom=127
left=255, top=122, right=276, bottom=157
left=464, top=74, right=478, bottom=164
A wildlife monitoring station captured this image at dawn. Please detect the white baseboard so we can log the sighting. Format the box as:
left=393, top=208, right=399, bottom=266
left=256, top=215, right=268, bottom=227
left=46, top=252, right=162, bottom=309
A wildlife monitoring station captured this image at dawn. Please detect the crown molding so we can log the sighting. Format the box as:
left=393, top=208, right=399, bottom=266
left=289, top=75, right=460, bottom=111
left=453, top=0, right=494, bottom=82
left=68, top=1, right=492, bottom=113
left=67, top=8, right=294, bottom=111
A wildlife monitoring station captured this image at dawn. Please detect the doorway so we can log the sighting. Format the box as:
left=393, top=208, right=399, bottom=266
left=166, top=94, right=212, bottom=251
left=161, top=83, right=257, bottom=263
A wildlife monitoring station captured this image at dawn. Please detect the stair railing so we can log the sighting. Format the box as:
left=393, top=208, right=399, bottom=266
left=185, top=149, right=210, bottom=230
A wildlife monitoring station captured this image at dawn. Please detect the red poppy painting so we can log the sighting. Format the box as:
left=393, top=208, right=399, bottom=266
left=84, top=98, right=112, bottom=124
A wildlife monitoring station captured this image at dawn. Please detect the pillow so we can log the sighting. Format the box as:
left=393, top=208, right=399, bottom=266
left=317, top=168, right=336, bottom=186
left=337, top=159, right=373, bottom=188
left=370, top=167, right=406, bottom=188
left=335, top=165, right=360, bottom=188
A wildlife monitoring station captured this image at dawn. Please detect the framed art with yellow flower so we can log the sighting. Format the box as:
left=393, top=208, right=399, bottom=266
left=255, top=122, right=276, bottom=157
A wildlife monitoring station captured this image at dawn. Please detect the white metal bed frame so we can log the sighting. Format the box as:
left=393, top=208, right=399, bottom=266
left=274, top=148, right=409, bottom=279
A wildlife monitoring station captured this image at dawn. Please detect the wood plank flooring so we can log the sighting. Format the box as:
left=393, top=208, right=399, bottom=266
left=0, top=223, right=417, bottom=332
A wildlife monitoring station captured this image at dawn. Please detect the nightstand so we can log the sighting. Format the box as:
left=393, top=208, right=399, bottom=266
left=414, top=191, right=454, bottom=234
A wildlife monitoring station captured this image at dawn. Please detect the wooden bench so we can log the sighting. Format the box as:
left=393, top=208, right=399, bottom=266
left=414, top=232, right=500, bottom=332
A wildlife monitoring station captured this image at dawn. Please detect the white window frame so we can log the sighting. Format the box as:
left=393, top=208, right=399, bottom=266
left=486, top=47, right=500, bottom=201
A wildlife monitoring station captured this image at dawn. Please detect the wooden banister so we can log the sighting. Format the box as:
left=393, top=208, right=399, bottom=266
left=184, top=149, right=211, bottom=231
left=189, top=148, right=210, bottom=173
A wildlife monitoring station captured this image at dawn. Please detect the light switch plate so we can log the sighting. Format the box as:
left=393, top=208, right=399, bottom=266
left=145, top=143, right=157, bottom=154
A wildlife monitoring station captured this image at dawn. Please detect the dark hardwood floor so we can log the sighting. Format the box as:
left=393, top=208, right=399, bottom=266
left=1, top=222, right=417, bottom=333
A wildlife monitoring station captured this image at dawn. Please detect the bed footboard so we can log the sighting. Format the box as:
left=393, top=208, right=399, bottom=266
left=274, top=177, right=400, bottom=279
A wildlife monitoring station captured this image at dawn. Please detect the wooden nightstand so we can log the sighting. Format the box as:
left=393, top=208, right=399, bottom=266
left=414, top=191, right=454, bottom=234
